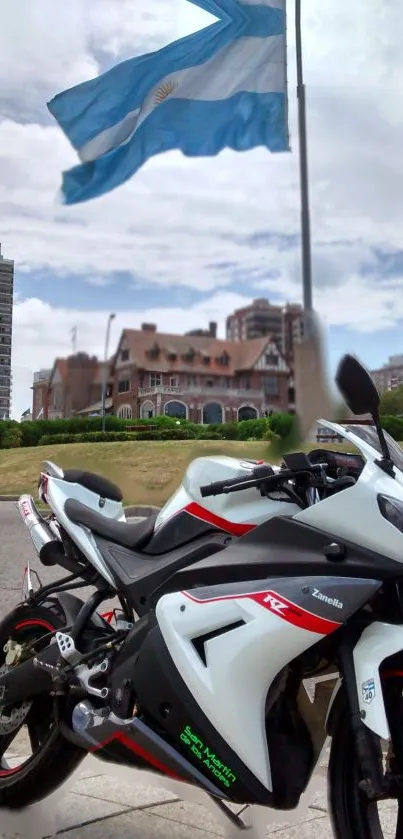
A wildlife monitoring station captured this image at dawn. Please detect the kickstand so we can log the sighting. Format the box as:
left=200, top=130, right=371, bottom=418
left=208, top=796, right=251, bottom=830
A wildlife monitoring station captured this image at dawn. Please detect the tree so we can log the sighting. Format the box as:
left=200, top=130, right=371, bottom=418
left=380, top=387, right=403, bottom=417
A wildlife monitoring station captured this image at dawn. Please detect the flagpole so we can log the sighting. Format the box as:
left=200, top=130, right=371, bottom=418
left=295, top=0, right=313, bottom=314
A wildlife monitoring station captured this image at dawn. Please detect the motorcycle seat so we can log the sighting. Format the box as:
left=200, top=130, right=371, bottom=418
left=62, top=470, right=123, bottom=503
left=64, top=498, right=157, bottom=550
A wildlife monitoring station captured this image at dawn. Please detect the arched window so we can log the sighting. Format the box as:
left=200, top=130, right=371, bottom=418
left=117, top=404, right=132, bottom=420
left=164, top=401, right=187, bottom=420
left=203, top=402, right=223, bottom=424
left=238, top=406, right=258, bottom=421
left=141, top=400, right=155, bottom=419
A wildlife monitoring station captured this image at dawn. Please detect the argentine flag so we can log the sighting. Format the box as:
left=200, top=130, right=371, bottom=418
left=48, top=0, right=289, bottom=205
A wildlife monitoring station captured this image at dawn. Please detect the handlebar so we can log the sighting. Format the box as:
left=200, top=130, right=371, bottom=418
left=200, top=463, right=326, bottom=498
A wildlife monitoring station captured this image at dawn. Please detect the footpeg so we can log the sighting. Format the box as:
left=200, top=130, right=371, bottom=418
left=56, top=632, right=81, bottom=666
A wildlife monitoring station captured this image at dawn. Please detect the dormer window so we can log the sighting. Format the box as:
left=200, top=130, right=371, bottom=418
left=265, top=352, right=278, bottom=367
left=217, top=351, right=230, bottom=366
left=202, top=353, right=210, bottom=365
left=147, top=342, right=160, bottom=360
left=183, top=347, right=195, bottom=364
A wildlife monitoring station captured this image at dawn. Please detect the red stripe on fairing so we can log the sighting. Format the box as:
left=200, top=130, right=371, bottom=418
left=92, top=732, right=184, bottom=781
left=183, top=590, right=342, bottom=636
left=184, top=502, right=256, bottom=537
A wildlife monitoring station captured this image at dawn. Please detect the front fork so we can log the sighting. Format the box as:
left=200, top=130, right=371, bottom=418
left=334, top=622, right=403, bottom=797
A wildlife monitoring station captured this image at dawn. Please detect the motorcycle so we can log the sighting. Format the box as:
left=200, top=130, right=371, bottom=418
left=1, top=353, right=403, bottom=839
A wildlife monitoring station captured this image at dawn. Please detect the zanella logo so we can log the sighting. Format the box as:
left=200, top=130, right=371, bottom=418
left=312, top=588, right=344, bottom=610
left=261, top=593, right=289, bottom=614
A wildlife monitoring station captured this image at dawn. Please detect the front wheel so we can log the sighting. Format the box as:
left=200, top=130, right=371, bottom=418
left=328, top=681, right=403, bottom=839
left=0, top=604, right=86, bottom=809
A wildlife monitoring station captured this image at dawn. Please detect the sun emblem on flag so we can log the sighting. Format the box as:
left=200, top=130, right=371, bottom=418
left=154, top=80, right=178, bottom=105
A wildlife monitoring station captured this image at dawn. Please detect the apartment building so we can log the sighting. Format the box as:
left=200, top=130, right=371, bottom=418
left=371, top=355, right=403, bottom=393
left=225, top=298, right=303, bottom=364
left=0, top=244, right=14, bottom=419
left=112, top=322, right=292, bottom=422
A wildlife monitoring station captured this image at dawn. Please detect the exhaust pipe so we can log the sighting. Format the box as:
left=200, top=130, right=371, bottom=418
left=17, top=495, right=82, bottom=573
left=18, top=495, right=59, bottom=557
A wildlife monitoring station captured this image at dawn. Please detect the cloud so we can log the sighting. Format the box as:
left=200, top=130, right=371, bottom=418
left=1, top=0, right=403, bottom=416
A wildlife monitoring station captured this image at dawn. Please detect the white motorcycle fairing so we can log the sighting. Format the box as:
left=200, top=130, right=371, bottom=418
left=300, top=420, right=403, bottom=743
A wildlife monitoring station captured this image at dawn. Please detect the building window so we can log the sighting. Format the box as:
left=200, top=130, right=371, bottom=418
left=150, top=373, right=161, bottom=387
left=118, top=404, right=132, bottom=420
left=187, top=376, right=197, bottom=387
left=148, top=343, right=160, bottom=360
left=165, top=401, right=187, bottom=420
left=265, top=352, right=279, bottom=367
left=121, top=349, right=129, bottom=362
left=263, top=375, right=279, bottom=396
left=170, top=377, right=178, bottom=387
left=206, top=379, right=214, bottom=388
left=203, top=402, right=223, bottom=424
left=118, top=379, right=130, bottom=394
left=238, top=406, right=258, bottom=421
left=141, top=400, right=155, bottom=419
left=183, top=348, right=196, bottom=364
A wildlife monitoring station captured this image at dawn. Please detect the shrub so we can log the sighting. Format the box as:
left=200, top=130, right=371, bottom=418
left=236, top=419, right=268, bottom=441
left=219, top=422, right=239, bottom=440
left=1, top=425, right=23, bottom=448
left=38, top=432, right=139, bottom=446
left=381, top=415, right=403, bottom=441
left=269, top=412, right=297, bottom=440
left=37, top=428, right=200, bottom=445
left=196, top=428, right=224, bottom=440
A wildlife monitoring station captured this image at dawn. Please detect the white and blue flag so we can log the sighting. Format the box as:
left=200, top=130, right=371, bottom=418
left=48, top=0, right=289, bottom=205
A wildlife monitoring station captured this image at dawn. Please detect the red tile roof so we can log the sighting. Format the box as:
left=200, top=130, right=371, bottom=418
left=117, top=329, right=287, bottom=376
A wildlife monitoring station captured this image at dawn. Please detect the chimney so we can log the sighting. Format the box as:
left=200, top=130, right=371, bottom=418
left=141, top=323, right=157, bottom=332
left=209, top=321, right=217, bottom=338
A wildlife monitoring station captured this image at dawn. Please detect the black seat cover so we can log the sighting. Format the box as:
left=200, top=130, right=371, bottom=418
left=64, top=499, right=156, bottom=550
left=63, top=470, right=123, bottom=503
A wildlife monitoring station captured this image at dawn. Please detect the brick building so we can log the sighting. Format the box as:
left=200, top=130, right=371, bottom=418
left=46, top=353, right=112, bottom=420
left=112, top=323, right=292, bottom=422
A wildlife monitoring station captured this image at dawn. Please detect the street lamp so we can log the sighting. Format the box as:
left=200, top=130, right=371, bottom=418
left=101, top=312, right=116, bottom=432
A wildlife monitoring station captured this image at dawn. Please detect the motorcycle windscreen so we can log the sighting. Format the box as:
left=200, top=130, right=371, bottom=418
left=316, top=419, right=403, bottom=476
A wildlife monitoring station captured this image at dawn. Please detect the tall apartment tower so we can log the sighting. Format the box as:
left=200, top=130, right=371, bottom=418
left=0, top=244, right=14, bottom=419
left=226, top=298, right=303, bottom=363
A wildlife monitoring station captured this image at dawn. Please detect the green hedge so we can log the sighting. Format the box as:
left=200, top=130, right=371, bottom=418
left=0, top=413, right=298, bottom=449
left=38, top=428, right=200, bottom=445
left=379, top=415, right=403, bottom=441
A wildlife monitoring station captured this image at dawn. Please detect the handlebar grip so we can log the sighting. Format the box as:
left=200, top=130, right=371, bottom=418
left=200, top=477, right=242, bottom=497
left=200, top=466, right=278, bottom=498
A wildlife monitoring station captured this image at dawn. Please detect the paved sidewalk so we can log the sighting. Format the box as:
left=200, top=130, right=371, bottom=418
left=1, top=753, right=334, bottom=839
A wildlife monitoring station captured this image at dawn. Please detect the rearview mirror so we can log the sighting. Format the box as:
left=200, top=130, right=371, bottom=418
left=335, top=354, right=380, bottom=418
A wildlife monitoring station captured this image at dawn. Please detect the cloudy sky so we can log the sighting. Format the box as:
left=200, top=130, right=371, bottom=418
left=1, top=0, right=403, bottom=419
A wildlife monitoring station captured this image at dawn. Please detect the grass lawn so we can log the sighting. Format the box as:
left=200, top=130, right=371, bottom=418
left=0, top=439, right=358, bottom=507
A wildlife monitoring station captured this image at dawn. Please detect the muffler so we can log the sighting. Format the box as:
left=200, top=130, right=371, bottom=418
left=18, top=495, right=81, bottom=572
left=0, top=642, right=62, bottom=707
